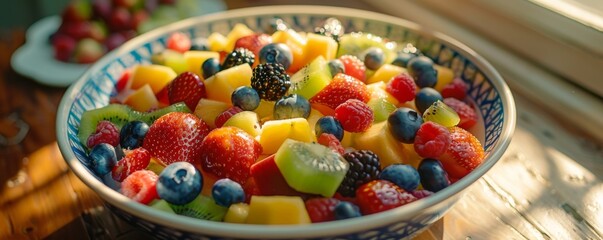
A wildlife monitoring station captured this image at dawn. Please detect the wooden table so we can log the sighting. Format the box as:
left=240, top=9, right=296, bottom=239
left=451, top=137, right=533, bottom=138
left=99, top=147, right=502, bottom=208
left=1, top=7, right=602, bottom=239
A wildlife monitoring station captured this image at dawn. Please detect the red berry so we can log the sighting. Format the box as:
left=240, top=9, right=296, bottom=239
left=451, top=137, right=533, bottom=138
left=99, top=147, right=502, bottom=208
left=52, top=34, right=77, bottom=62
left=310, top=73, right=370, bottom=110
left=242, top=177, right=261, bottom=203
left=414, top=122, right=451, bottom=158
left=121, top=170, right=158, bottom=204
left=441, top=78, right=468, bottom=100
left=443, top=98, right=477, bottom=130
left=438, top=127, right=485, bottom=179
left=334, top=99, right=373, bottom=133
left=339, top=55, right=366, bottom=82
left=166, top=32, right=192, bottom=53
left=355, top=180, right=417, bottom=215
left=108, top=7, right=132, bottom=31
left=87, top=120, right=120, bottom=148
left=411, top=189, right=433, bottom=199
left=115, top=69, right=131, bottom=92
left=249, top=154, right=308, bottom=197
left=317, top=133, right=345, bottom=155
left=167, top=71, right=206, bottom=110
left=214, top=106, right=243, bottom=128
left=305, top=197, right=341, bottom=223
left=111, top=147, right=151, bottom=182
left=234, top=33, right=272, bottom=58
left=386, top=73, right=416, bottom=103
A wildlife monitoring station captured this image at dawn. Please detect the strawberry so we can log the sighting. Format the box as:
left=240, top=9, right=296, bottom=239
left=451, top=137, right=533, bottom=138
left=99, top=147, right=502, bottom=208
left=200, top=127, right=262, bottom=185
left=234, top=33, right=272, bottom=57
left=108, top=7, right=132, bottom=32
left=111, top=147, right=151, bottom=182
left=115, top=69, right=131, bottom=92
left=52, top=34, right=77, bottom=62
left=87, top=120, right=119, bottom=148
left=386, top=72, right=416, bottom=103
left=316, top=133, right=345, bottom=155
left=355, top=180, right=417, bottom=215
left=121, top=170, right=158, bottom=204
left=339, top=55, right=366, bottom=82
left=166, top=32, right=192, bottom=53
left=443, top=98, right=477, bottom=130
left=441, top=78, right=468, bottom=100
left=305, top=197, right=341, bottom=223
left=438, top=126, right=485, bottom=179
left=214, top=106, right=243, bottom=128
left=168, top=71, right=206, bottom=110
left=334, top=99, right=373, bottom=133
left=142, top=112, right=210, bottom=166
left=310, top=73, right=370, bottom=110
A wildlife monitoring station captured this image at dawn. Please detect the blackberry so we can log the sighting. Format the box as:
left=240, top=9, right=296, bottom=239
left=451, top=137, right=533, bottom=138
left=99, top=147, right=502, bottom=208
left=251, top=63, right=291, bottom=101
left=221, top=48, right=255, bottom=70
left=337, top=150, right=381, bottom=197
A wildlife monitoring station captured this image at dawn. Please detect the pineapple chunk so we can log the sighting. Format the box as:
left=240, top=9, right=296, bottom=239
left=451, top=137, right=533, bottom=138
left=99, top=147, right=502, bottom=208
left=366, top=64, right=407, bottom=84
left=258, top=118, right=316, bottom=154
left=207, top=32, right=228, bottom=52
left=272, top=29, right=307, bottom=72
left=183, top=51, right=220, bottom=77
left=225, top=23, right=255, bottom=52
left=303, top=33, right=338, bottom=64
left=352, top=121, right=409, bottom=168
left=123, top=84, right=158, bottom=112
left=129, top=64, right=177, bottom=93
left=223, top=111, right=261, bottom=137
left=434, top=65, right=454, bottom=91
left=204, top=64, right=253, bottom=103
left=194, top=98, right=231, bottom=129
left=246, top=196, right=310, bottom=225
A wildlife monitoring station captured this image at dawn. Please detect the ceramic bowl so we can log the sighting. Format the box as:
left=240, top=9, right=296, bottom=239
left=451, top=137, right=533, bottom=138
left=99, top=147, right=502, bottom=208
left=57, top=5, right=516, bottom=239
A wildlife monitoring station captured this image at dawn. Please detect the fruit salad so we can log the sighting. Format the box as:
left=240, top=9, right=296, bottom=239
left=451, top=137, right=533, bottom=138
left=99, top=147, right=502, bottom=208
left=78, top=17, right=484, bottom=225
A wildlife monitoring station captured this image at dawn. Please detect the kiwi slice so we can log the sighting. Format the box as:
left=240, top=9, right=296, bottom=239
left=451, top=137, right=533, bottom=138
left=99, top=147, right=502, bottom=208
left=149, top=199, right=176, bottom=214
left=288, top=56, right=332, bottom=100
left=422, top=100, right=460, bottom=127
left=169, top=195, right=228, bottom=221
left=77, top=102, right=190, bottom=148
left=274, top=139, right=349, bottom=197
left=337, top=32, right=397, bottom=63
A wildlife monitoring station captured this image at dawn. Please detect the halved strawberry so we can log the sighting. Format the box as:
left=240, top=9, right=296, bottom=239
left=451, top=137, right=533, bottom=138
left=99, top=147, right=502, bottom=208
left=339, top=55, right=366, bottom=82
left=438, top=126, right=485, bottom=179
left=310, top=73, right=370, bottom=110
left=112, top=147, right=151, bottom=182
left=305, top=197, right=341, bottom=223
left=443, top=98, right=477, bottom=130
left=121, top=170, right=158, bottom=204
left=142, top=112, right=210, bottom=166
left=200, top=127, right=262, bottom=185
left=355, top=180, right=417, bottom=215
left=168, top=71, right=206, bottom=110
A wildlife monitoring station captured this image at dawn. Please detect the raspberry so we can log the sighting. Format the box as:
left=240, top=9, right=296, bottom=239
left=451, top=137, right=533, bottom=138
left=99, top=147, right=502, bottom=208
left=251, top=63, right=291, bottom=101
left=214, top=106, right=243, bottom=128
left=386, top=72, right=416, bottom=103
left=441, top=78, right=468, bottom=100
left=121, top=170, right=159, bottom=204
left=334, top=99, right=373, bottom=132
left=443, top=98, right=477, bottom=129
left=337, top=150, right=381, bottom=197
left=355, top=180, right=417, bottom=215
left=305, top=197, right=341, bottom=223
left=87, top=120, right=120, bottom=148
left=111, top=147, right=151, bottom=182
left=221, top=48, right=255, bottom=69
left=339, top=55, right=366, bottom=81
left=316, top=133, right=345, bottom=155
left=414, top=121, right=451, bottom=158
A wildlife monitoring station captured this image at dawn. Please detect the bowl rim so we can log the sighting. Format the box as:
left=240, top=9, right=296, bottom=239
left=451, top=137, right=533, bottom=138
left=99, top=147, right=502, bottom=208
left=57, top=5, right=516, bottom=239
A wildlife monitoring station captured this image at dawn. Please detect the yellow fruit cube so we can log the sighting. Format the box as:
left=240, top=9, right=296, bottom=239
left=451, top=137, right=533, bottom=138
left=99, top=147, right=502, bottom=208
left=366, top=64, right=407, bottom=84
left=306, top=109, right=324, bottom=133
left=254, top=100, right=275, bottom=121
left=207, top=32, right=228, bottom=52
left=130, top=64, right=177, bottom=93
left=303, top=33, right=338, bottom=64
left=224, top=203, right=249, bottom=224
left=353, top=121, right=409, bottom=168
left=272, top=29, right=307, bottom=72
left=183, top=51, right=220, bottom=77
left=366, top=81, right=400, bottom=106
left=194, top=98, right=231, bottom=129
left=204, top=64, right=253, bottom=103
left=123, top=84, right=158, bottom=112
left=258, top=118, right=316, bottom=154
left=434, top=65, right=454, bottom=91
left=223, top=111, right=261, bottom=137
left=246, top=196, right=310, bottom=225
left=225, top=23, right=255, bottom=52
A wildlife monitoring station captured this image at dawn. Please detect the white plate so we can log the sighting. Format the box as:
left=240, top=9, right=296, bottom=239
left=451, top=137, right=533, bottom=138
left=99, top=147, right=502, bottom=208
left=11, top=0, right=226, bottom=87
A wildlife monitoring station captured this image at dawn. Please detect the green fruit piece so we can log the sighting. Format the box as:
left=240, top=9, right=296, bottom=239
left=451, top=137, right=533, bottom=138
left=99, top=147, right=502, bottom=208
left=138, top=102, right=190, bottom=123
left=149, top=199, right=176, bottom=214
left=337, top=32, right=397, bottom=63
left=367, top=98, right=397, bottom=123
left=223, top=111, right=261, bottom=137
left=146, top=158, right=166, bottom=175
left=288, top=56, right=332, bottom=100
left=224, top=203, right=249, bottom=223
left=169, top=195, right=227, bottom=221
left=152, top=49, right=188, bottom=74
left=274, top=139, right=349, bottom=197
left=422, top=100, right=460, bottom=127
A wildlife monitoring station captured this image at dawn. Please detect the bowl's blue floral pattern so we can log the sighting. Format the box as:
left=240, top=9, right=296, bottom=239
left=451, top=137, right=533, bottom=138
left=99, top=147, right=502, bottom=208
left=62, top=10, right=506, bottom=240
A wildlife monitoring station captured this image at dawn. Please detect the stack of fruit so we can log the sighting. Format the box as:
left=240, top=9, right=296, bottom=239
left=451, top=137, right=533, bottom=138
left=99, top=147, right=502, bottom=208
left=51, top=0, right=199, bottom=63
left=78, top=18, right=484, bottom=225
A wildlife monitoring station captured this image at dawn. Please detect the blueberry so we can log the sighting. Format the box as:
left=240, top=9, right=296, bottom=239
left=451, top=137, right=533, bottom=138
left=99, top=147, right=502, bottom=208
left=156, top=162, right=202, bottom=205
left=387, top=107, right=423, bottom=143
left=231, top=86, right=260, bottom=111
left=259, top=43, right=293, bottom=70
left=273, top=94, right=311, bottom=120
left=315, top=116, right=344, bottom=141
left=334, top=201, right=362, bottom=220
left=415, top=87, right=443, bottom=114
left=189, top=37, right=209, bottom=51
left=202, top=58, right=220, bottom=79
left=418, top=158, right=450, bottom=192
left=327, top=59, right=345, bottom=77
left=120, top=121, right=149, bottom=149
left=391, top=52, right=417, bottom=68
left=362, top=47, right=385, bottom=70
left=407, top=56, right=438, bottom=88
left=88, top=143, right=118, bottom=176
left=379, top=164, right=420, bottom=192
left=211, top=178, right=245, bottom=207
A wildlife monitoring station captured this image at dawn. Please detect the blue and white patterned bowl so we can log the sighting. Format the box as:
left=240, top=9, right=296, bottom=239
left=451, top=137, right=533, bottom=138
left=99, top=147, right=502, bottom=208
left=57, top=5, right=516, bottom=239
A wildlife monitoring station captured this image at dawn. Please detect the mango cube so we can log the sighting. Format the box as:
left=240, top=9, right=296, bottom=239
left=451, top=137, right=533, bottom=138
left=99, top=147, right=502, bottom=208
left=258, top=118, right=316, bottom=154
left=123, top=84, right=158, bottom=112
left=204, top=64, right=253, bottom=103
left=366, top=64, right=407, bottom=84
left=130, top=64, right=177, bottom=93
left=246, top=196, right=310, bottom=225
left=353, top=121, right=409, bottom=167
left=183, top=50, right=220, bottom=77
